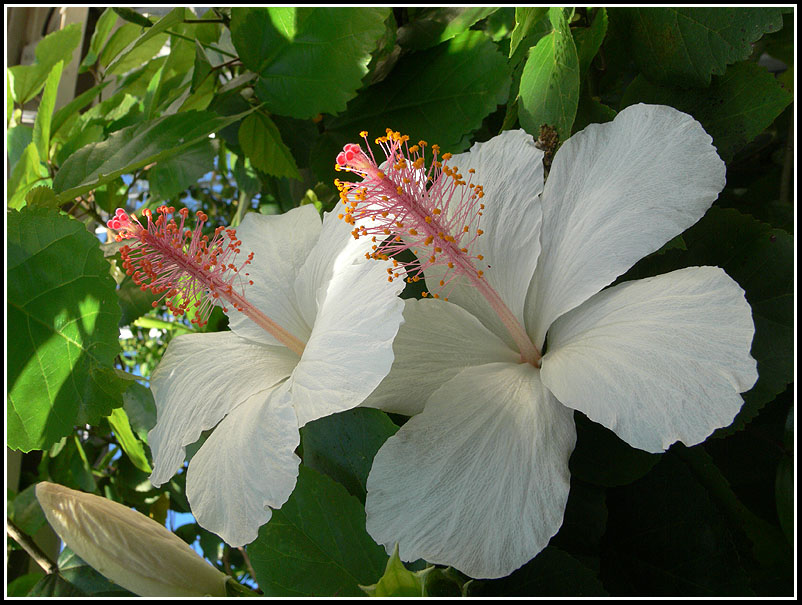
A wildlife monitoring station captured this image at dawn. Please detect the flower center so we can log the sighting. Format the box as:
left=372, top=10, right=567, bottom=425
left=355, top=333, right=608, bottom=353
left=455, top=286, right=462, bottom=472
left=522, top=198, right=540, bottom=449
left=107, top=206, right=305, bottom=356
left=334, top=129, right=541, bottom=367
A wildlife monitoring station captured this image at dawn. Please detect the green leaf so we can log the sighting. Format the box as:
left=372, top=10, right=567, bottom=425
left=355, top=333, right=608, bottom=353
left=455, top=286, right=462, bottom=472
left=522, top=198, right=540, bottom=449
left=615, top=7, right=784, bottom=88
left=518, top=7, right=580, bottom=141
left=52, top=109, right=248, bottom=203
left=80, top=7, right=119, bottom=72
left=121, top=381, right=158, bottom=442
left=112, top=7, right=155, bottom=28
left=7, top=573, right=45, bottom=597
left=57, top=547, right=135, bottom=596
left=238, top=112, right=300, bottom=180
left=105, top=8, right=186, bottom=75
left=231, top=7, right=390, bottom=119
left=7, top=24, right=82, bottom=105
left=51, top=81, right=111, bottom=139
left=24, top=185, right=58, bottom=209
left=148, top=138, right=217, bottom=199
left=32, top=60, right=63, bottom=163
left=300, top=407, right=399, bottom=502
left=7, top=143, right=47, bottom=210
left=397, top=7, right=499, bottom=50
left=28, top=574, right=87, bottom=597
left=573, top=8, right=608, bottom=77
left=509, top=7, right=549, bottom=58
left=621, top=61, right=792, bottom=162
left=107, top=406, right=152, bottom=473
left=7, top=124, right=34, bottom=173
left=54, top=124, right=105, bottom=168
left=9, top=483, right=47, bottom=536
left=327, top=29, right=510, bottom=151
left=7, top=208, right=126, bottom=452
left=247, top=466, right=388, bottom=596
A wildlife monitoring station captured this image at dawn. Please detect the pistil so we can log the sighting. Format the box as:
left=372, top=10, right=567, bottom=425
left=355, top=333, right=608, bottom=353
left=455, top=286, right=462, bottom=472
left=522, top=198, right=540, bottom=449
left=334, top=130, right=541, bottom=366
left=107, top=206, right=306, bottom=357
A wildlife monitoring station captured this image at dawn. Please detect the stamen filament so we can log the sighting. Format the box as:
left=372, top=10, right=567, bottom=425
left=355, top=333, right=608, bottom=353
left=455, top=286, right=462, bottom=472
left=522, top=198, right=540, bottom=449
left=335, top=130, right=542, bottom=366
left=108, top=206, right=306, bottom=357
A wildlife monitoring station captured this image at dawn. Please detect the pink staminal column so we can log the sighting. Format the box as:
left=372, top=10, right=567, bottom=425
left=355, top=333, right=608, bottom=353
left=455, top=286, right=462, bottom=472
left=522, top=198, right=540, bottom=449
left=334, top=129, right=542, bottom=367
left=107, top=205, right=306, bottom=357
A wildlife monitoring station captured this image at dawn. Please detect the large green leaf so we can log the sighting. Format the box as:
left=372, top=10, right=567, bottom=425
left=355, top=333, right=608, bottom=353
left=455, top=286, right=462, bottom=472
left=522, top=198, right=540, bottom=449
left=52, top=109, right=247, bottom=203
left=238, top=112, right=300, bottom=180
left=247, top=466, right=388, bottom=596
left=231, top=7, right=390, bottom=119
left=7, top=208, right=126, bottom=452
left=518, top=7, right=580, bottom=141
left=7, top=24, right=82, bottom=105
left=300, top=407, right=399, bottom=502
left=326, top=29, right=510, bottom=151
left=615, top=7, right=784, bottom=88
left=621, top=61, right=792, bottom=162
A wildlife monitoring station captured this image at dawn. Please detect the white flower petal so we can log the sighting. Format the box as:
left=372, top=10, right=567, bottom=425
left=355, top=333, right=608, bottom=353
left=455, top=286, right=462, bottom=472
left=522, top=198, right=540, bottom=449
left=528, top=104, right=727, bottom=347
left=292, top=208, right=373, bottom=330
left=289, top=256, right=405, bottom=427
left=428, top=130, right=545, bottom=347
left=186, top=383, right=300, bottom=547
left=363, top=298, right=519, bottom=416
left=541, top=267, right=758, bottom=453
left=36, top=482, right=227, bottom=597
left=148, top=332, right=297, bottom=486
left=227, top=205, right=322, bottom=346
left=366, top=362, right=576, bottom=579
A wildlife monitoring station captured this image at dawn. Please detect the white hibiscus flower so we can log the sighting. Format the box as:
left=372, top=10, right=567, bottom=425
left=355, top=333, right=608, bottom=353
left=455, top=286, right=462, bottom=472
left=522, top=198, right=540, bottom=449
left=336, top=104, right=758, bottom=579
left=111, top=205, right=405, bottom=547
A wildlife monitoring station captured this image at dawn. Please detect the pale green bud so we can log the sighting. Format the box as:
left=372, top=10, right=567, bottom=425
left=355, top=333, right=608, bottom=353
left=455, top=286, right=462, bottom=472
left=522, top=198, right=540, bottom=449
left=35, top=482, right=228, bottom=597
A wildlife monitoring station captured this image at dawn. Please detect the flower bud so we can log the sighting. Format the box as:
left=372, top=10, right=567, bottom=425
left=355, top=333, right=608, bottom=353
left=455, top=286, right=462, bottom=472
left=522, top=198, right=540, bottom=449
left=35, top=482, right=228, bottom=597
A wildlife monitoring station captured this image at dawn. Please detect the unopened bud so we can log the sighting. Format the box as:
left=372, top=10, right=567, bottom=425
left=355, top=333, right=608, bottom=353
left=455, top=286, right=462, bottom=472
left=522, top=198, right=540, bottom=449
left=35, top=482, right=228, bottom=597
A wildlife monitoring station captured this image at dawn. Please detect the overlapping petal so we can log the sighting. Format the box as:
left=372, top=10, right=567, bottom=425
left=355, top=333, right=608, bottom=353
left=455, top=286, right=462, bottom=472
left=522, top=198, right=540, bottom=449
left=289, top=255, right=405, bottom=427
left=148, top=331, right=297, bottom=486
left=185, top=383, right=300, bottom=547
left=363, top=298, right=519, bottom=416
left=292, top=209, right=372, bottom=329
left=227, top=205, right=322, bottom=347
left=366, top=363, right=576, bottom=579
left=527, top=103, right=726, bottom=347
left=541, top=267, right=758, bottom=453
left=428, top=129, right=544, bottom=347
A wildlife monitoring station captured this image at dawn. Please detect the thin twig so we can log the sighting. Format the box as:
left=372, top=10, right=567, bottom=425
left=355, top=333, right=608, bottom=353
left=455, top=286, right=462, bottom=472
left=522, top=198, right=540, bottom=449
left=6, top=519, right=58, bottom=576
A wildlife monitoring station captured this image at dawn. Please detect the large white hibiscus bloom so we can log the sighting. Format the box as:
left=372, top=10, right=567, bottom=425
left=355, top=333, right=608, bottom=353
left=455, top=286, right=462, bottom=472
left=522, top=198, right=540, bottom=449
left=145, top=205, right=405, bottom=547
left=359, top=104, right=758, bottom=579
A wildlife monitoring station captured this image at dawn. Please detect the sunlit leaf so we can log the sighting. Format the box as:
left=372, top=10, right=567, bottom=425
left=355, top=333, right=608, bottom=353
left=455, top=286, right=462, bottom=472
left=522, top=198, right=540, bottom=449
left=231, top=7, right=390, bottom=119
left=7, top=208, right=126, bottom=452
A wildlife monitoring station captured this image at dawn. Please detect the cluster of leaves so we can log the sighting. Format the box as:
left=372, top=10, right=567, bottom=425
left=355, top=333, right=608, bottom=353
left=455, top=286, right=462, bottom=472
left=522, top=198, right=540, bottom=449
left=6, top=7, right=794, bottom=597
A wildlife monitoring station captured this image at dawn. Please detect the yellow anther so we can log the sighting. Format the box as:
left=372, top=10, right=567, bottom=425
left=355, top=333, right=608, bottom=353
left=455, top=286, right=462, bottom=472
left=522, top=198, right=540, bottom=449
left=360, top=130, right=368, bottom=137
